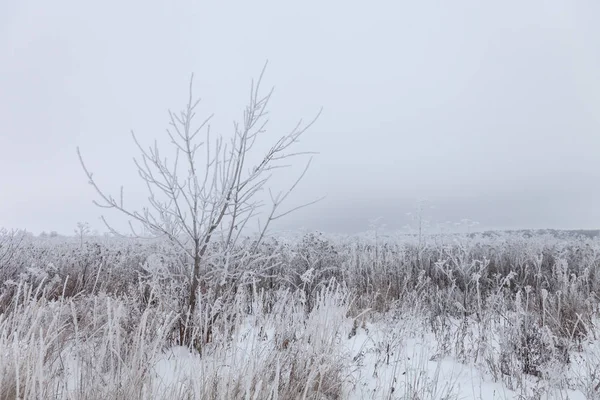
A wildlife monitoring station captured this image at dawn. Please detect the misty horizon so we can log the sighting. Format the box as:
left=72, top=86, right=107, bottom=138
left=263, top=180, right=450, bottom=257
left=2, top=1, right=600, bottom=236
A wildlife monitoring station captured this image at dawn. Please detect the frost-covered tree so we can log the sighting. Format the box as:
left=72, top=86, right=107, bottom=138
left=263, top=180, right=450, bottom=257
left=77, top=65, right=321, bottom=346
left=75, top=221, right=91, bottom=248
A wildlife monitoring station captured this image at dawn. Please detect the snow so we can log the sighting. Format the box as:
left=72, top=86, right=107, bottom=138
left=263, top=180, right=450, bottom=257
left=145, top=313, right=593, bottom=399
left=3, top=231, right=600, bottom=399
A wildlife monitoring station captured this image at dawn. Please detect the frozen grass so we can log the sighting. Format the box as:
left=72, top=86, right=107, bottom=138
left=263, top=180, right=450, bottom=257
left=1, top=230, right=600, bottom=398
left=0, top=282, right=350, bottom=399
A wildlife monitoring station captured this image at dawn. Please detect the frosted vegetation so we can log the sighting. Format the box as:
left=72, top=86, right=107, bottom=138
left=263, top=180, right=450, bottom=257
left=3, top=68, right=599, bottom=399
left=1, top=227, right=600, bottom=399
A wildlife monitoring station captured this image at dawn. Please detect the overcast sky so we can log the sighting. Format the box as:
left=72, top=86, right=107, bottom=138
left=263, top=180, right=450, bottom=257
left=2, top=0, right=600, bottom=235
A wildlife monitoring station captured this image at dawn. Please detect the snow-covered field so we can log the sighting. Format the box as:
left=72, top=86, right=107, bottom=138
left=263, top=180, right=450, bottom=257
left=1, top=229, right=600, bottom=399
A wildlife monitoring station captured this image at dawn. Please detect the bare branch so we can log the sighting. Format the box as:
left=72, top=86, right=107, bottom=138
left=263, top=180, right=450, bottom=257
left=78, top=64, right=321, bottom=346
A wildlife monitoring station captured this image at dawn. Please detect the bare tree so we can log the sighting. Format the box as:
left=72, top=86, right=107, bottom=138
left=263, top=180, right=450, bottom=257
left=77, top=64, right=321, bottom=346
left=75, top=221, right=91, bottom=248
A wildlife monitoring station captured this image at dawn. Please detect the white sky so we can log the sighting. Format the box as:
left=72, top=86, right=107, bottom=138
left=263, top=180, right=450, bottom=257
left=1, top=0, right=600, bottom=235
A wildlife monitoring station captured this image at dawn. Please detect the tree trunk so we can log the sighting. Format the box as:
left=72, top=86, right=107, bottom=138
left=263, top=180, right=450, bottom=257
left=183, top=241, right=202, bottom=348
left=189, top=253, right=201, bottom=316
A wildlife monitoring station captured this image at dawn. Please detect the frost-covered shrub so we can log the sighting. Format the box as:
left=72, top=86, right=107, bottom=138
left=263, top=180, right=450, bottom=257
left=0, top=229, right=27, bottom=282
left=497, top=289, right=570, bottom=385
left=2, top=229, right=600, bottom=398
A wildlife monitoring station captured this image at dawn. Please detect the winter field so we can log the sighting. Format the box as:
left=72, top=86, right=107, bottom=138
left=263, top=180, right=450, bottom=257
left=1, top=228, right=600, bottom=399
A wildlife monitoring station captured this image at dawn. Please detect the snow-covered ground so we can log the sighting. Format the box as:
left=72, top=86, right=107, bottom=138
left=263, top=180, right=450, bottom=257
left=149, top=313, right=593, bottom=399
left=2, top=231, right=600, bottom=399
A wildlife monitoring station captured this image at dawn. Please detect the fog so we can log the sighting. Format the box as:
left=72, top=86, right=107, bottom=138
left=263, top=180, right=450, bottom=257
left=2, top=1, right=600, bottom=235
